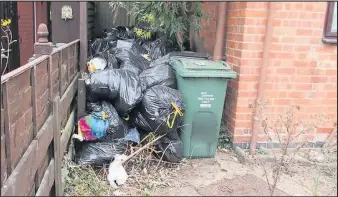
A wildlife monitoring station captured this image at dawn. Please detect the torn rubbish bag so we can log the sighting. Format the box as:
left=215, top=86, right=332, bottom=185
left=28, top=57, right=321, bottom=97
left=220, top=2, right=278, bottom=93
left=86, top=101, right=128, bottom=140
left=132, top=85, right=185, bottom=135
left=155, top=130, right=183, bottom=163
left=85, top=69, right=143, bottom=117
left=139, top=62, right=177, bottom=90
left=77, top=111, right=109, bottom=141
left=75, top=140, right=127, bottom=166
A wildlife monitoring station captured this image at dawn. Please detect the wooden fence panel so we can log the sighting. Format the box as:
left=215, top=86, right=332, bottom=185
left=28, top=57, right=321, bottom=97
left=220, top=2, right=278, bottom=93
left=51, top=52, right=60, bottom=98
left=1, top=140, right=38, bottom=196
left=1, top=39, right=79, bottom=196
left=60, top=73, right=79, bottom=127
left=69, top=42, right=79, bottom=81
left=68, top=45, right=75, bottom=82
left=36, top=60, right=52, bottom=131
left=35, top=115, right=54, bottom=190
left=60, top=48, right=69, bottom=96
left=5, top=68, right=34, bottom=172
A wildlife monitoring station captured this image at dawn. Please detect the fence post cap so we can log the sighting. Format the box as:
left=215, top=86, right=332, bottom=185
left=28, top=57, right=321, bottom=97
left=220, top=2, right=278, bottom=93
left=37, top=23, right=49, bottom=43
left=34, top=23, right=53, bottom=56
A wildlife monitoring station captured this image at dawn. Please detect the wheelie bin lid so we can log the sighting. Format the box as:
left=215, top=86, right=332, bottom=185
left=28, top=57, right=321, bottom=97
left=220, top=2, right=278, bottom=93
left=169, top=56, right=237, bottom=78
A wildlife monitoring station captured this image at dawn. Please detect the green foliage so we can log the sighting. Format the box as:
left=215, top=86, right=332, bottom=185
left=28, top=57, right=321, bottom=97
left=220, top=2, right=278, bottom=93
left=109, top=1, right=207, bottom=50
left=135, top=27, right=152, bottom=40
left=218, top=119, right=232, bottom=149
left=63, top=164, right=115, bottom=196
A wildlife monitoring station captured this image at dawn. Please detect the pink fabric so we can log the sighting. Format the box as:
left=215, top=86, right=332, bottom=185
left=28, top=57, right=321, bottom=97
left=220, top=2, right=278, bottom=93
left=78, top=117, right=95, bottom=141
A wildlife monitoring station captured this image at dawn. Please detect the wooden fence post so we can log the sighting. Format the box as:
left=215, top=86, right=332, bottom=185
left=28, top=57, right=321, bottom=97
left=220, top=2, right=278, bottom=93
left=53, top=96, right=62, bottom=196
left=33, top=23, right=54, bottom=192
left=3, top=82, right=12, bottom=175
left=77, top=78, right=86, bottom=120
left=34, top=23, right=53, bottom=57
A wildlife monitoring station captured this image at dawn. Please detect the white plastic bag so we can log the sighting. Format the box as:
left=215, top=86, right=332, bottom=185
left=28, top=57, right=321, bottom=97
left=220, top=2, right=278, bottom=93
left=87, top=57, right=107, bottom=72
left=107, top=154, right=128, bottom=188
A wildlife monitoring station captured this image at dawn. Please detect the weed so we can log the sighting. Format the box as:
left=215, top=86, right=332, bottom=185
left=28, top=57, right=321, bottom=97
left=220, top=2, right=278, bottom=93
left=254, top=102, right=329, bottom=196
left=218, top=119, right=232, bottom=149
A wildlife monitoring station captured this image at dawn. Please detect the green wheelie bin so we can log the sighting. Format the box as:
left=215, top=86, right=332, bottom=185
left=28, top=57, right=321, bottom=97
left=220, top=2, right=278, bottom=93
left=169, top=54, right=237, bottom=158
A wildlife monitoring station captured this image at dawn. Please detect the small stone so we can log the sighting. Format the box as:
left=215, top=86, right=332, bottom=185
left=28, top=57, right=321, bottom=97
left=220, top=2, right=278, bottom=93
left=309, top=150, right=326, bottom=163
left=142, top=168, right=148, bottom=175
left=232, top=156, right=238, bottom=162
left=113, top=190, right=125, bottom=196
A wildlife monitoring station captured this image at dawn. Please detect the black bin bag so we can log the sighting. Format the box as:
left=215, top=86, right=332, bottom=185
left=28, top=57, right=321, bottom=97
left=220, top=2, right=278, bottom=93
left=139, top=56, right=176, bottom=90
left=113, top=40, right=150, bottom=75
left=90, top=38, right=117, bottom=57
left=104, top=26, right=136, bottom=40
left=86, top=101, right=128, bottom=140
left=99, top=49, right=119, bottom=69
left=85, top=69, right=143, bottom=117
left=148, top=54, right=170, bottom=68
left=85, top=70, right=121, bottom=102
left=155, top=130, right=183, bottom=163
left=89, top=37, right=118, bottom=70
left=74, top=140, right=127, bottom=166
left=132, top=85, right=185, bottom=135
left=141, top=38, right=167, bottom=60
left=115, top=70, right=143, bottom=116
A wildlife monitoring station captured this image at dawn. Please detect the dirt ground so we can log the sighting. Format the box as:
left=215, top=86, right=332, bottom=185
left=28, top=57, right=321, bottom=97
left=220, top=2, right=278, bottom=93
left=115, top=148, right=337, bottom=196
left=64, top=147, right=337, bottom=196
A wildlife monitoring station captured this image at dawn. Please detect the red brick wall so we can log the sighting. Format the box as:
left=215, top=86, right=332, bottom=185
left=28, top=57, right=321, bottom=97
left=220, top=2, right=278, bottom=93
left=35, top=2, right=48, bottom=38
left=223, top=2, right=337, bottom=145
left=17, top=2, right=48, bottom=65
left=17, top=2, right=34, bottom=65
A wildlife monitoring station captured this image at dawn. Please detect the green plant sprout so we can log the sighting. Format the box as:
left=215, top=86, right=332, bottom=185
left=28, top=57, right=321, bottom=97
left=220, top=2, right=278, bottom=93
left=1, top=18, right=17, bottom=75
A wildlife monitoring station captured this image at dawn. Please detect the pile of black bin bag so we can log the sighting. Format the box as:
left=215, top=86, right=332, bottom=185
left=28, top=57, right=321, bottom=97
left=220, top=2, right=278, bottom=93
left=74, top=26, right=185, bottom=166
